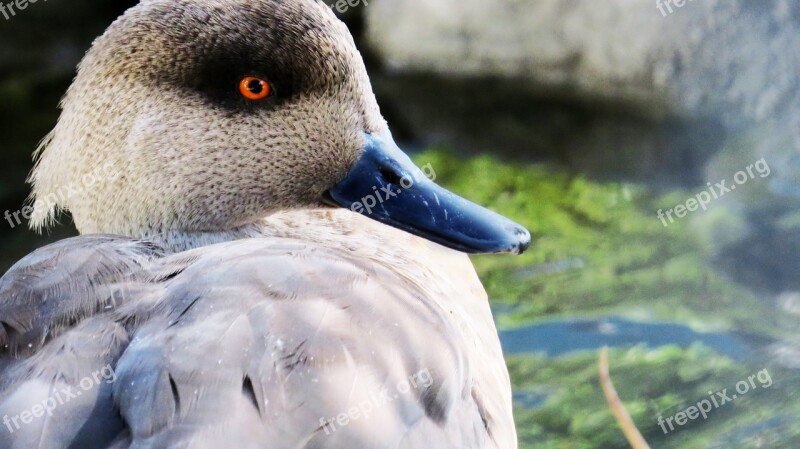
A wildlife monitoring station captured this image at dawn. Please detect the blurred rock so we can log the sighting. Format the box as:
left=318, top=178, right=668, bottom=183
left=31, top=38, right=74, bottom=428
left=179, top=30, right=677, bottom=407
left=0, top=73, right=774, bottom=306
left=366, top=0, right=800, bottom=186
left=366, top=0, right=800, bottom=293
left=367, top=0, right=663, bottom=106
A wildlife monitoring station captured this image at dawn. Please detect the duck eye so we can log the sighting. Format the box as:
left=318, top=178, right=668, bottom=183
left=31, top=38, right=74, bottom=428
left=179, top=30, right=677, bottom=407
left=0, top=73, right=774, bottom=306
left=238, top=76, right=272, bottom=101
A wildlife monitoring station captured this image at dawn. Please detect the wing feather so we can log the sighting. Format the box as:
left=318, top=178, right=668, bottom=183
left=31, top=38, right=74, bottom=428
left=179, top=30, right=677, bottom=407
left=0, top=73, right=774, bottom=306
left=0, top=236, right=161, bottom=356
left=1, top=236, right=498, bottom=449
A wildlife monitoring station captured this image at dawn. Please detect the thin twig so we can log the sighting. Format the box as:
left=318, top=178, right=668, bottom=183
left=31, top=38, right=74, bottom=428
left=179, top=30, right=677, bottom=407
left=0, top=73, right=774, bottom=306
left=599, top=346, right=651, bottom=449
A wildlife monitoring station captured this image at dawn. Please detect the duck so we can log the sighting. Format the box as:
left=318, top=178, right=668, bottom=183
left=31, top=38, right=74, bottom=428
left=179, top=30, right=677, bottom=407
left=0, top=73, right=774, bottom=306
left=0, top=1, right=530, bottom=448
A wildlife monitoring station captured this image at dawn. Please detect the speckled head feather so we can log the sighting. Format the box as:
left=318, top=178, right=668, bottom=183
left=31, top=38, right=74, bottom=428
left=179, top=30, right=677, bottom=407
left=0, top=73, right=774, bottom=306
left=29, top=0, right=388, bottom=245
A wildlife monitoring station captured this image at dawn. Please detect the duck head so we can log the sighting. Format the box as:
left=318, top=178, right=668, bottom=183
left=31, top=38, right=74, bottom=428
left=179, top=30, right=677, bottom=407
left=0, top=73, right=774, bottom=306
left=29, top=0, right=530, bottom=255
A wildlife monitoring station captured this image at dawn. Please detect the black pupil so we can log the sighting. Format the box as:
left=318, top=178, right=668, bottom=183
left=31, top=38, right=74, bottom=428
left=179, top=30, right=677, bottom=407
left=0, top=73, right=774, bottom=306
left=247, top=80, right=264, bottom=94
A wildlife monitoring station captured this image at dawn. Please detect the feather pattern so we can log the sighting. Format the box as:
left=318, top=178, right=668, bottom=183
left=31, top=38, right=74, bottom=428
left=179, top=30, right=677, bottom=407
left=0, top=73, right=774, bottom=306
left=0, top=222, right=513, bottom=448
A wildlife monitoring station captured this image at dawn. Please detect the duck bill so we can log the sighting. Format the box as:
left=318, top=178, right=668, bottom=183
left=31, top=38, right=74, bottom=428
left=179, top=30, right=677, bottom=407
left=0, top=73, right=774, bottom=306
left=323, top=134, right=531, bottom=255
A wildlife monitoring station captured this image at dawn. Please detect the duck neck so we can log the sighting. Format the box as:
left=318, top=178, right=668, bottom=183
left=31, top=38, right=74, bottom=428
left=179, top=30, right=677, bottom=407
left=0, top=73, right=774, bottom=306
left=143, top=209, right=473, bottom=283
left=140, top=209, right=481, bottom=309
left=140, top=224, right=266, bottom=254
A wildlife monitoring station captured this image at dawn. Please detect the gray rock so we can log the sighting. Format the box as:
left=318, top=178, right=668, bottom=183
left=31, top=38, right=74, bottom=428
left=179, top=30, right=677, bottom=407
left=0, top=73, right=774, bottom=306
left=367, top=0, right=664, bottom=107
left=366, top=0, right=800, bottom=186
left=366, top=0, right=800, bottom=293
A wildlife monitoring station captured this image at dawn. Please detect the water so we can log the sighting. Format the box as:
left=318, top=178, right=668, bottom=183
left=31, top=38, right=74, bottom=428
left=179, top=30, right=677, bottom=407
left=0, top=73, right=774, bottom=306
left=500, top=316, right=755, bottom=360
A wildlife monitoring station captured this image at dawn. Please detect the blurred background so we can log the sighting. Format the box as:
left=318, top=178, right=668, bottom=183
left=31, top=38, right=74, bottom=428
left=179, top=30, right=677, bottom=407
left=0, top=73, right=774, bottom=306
left=1, top=0, right=800, bottom=447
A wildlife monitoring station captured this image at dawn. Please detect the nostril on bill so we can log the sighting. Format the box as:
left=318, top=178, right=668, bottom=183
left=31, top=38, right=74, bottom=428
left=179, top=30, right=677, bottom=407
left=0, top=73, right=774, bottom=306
left=379, top=165, right=405, bottom=185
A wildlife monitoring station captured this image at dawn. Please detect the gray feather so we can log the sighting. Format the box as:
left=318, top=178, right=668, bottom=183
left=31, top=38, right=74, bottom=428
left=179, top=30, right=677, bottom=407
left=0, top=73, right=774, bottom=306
left=0, top=237, right=497, bottom=449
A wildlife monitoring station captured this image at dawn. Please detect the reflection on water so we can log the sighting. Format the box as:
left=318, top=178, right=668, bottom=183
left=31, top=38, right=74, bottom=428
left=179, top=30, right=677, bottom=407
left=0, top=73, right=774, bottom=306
left=500, top=316, right=757, bottom=360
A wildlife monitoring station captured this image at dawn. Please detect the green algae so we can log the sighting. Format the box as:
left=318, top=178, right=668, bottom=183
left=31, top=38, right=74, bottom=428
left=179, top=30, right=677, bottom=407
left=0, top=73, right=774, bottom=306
left=413, top=149, right=791, bottom=339
left=508, top=346, right=800, bottom=449
left=412, top=149, right=799, bottom=448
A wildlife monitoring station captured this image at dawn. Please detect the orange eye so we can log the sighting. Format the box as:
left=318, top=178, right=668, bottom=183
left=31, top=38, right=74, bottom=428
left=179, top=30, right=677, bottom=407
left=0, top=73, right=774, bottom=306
left=238, top=76, right=272, bottom=100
